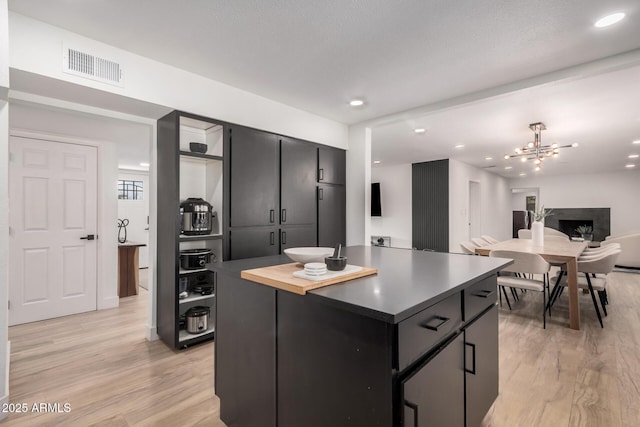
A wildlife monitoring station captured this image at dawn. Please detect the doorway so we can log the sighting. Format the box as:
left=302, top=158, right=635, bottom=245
left=468, top=181, right=481, bottom=240
left=9, top=136, right=98, bottom=325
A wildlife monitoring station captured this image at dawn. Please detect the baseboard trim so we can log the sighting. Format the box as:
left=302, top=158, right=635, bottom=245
left=98, top=296, right=119, bottom=310
left=146, top=326, right=159, bottom=341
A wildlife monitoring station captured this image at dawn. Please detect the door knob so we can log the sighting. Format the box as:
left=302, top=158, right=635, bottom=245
left=80, top=234, right=95, bottom=240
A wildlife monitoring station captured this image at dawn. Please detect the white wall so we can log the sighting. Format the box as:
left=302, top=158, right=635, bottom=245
left=510, top=170, right=640, bottom=235
left=346, top=125, right=371, bottom=246
left=0, top=0, right=8, bottom=92
left=371, top=164, right=412, bottom=248
left=449, top=159, right=512, bottom=252
left=8, top=13, right=348, bottom=149
left=0, top=100, right=9, bottom=417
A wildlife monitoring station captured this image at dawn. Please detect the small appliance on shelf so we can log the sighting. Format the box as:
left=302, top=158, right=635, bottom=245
left=180, top=198, right=214, bottom=235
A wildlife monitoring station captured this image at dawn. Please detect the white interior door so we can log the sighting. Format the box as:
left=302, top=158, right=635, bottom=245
left=9, top=136, right=98, bottom=326
left=468, top=181, right=481, bottom=239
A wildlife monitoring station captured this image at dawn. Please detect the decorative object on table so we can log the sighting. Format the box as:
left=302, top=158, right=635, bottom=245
left=189, top=142, right=208, bottom=154
left=283, top=247, right=335, bottom=264
left=180, top=198, right=213, bottom=235
left=117, top=218, right=129, bottom=243
left=503, top=122, right=578, bottom=171
left=576, top=225, right=593, bottom=242
left=325, top=243, right=347, bottom=271
left=304, top=262, right=327, bottom=276
left=531, top=205, right=553, bottom=246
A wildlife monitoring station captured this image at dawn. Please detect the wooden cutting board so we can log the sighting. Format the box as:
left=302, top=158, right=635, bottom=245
left=240, top=263, right=378, bottom=295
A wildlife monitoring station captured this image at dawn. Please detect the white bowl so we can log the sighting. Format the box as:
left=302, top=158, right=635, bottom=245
left=284, top=247, right=334, bottom=264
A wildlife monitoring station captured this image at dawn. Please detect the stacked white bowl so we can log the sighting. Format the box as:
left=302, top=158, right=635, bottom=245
left=304, top=262, right=327, bottom=276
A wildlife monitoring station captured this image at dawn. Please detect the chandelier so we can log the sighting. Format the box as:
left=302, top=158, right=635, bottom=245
left=504, top=122, right=578, bottom=171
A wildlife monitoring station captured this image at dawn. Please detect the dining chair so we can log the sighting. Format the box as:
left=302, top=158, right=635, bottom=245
left=481, top=235, right=500, bottom=244
left=490, top=250, right=551, bottom=328
left=549, top=249, right=621, bottom=328
left=582, top=242, right=620, bottom=255
left=459, top=241, right=479, bottom=255
left=517, top=229, right=531, bottom=239
left=471, top=237, right=490, bottom=247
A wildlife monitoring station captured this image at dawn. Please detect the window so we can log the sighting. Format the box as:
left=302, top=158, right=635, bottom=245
left=118, top=180, right=143, bottom=200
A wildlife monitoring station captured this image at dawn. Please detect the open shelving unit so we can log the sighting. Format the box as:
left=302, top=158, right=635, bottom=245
left=157, top=111, right=226, bottom=349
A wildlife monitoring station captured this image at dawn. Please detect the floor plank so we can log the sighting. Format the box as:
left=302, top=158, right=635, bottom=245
left=3, top=270, right=639, bottom=426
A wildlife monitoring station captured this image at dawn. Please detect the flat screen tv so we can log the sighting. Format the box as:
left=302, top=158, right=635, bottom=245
left=371, top=182, right=382, bottom=216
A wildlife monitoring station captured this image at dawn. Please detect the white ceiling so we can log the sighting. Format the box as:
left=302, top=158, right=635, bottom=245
left=7, top=0, right=640, bottom=176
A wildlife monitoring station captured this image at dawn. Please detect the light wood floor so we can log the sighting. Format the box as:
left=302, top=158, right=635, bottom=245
left=4, top=271, right=640, bottom=426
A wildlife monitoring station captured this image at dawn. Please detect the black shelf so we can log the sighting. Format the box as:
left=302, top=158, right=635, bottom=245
left=179, top=233, right=223, bottom=241
left=179, top=151, right=223, bottom=162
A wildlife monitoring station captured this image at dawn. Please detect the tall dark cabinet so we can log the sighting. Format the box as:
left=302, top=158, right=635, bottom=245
left=226, top=125, right=344, bottom=260
left=157, top=111, right=224, bottom=349
left=317, top=146, right=346, bottom=247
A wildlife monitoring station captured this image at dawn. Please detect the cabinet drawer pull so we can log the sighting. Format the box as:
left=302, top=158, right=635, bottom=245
left=465, top=342, right=476, bottom=375
left=422, top=315, right=450, bottom=332
left=281, top=209, right=287, bottom=223
left=318, top=188, right=324, bottom=200
left=319, top=168, right=324, bottom=181
left=472, top=289, right=495, bottom=298
left=270, top=232, right=275, bottom=245
left=282, top=231, right=287, bottom=245
left=269, top=209, right=275, bottom=223
left=404, top=399, right=419, bottom=426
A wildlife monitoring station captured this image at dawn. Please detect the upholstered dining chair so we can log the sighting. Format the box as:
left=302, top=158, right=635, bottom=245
left=471, top=237, right=490, bottom=247
left=490, top=250, right=551, bottom=328
left=481, top=235, right=500, bottom=244
left=549, top=249, right=621, bottom=328
left=517, top=229, right=531, bottom=239
left=459, top=241, right=479, bottom=255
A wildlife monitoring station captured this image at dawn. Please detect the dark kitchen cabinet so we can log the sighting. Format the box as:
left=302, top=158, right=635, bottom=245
left=465, top=305, right=499, bottom=427
left=229, top=126, right=279, bottom=227
left=318, top=184, right=346, bottom=247
left=281, top=137, right=316, bottom=226
left=157, top=110, right=225, bottom=349
left=229, top=228, right=279, bottom=260
left=227, top=127, right=330, bottom=260
left=318, top=146, right=346, bottom=185
left=401, top=334, right=465, bottom=427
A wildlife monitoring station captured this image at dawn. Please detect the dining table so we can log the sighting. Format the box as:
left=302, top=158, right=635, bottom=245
left=475, top=238, right=588, bottom=330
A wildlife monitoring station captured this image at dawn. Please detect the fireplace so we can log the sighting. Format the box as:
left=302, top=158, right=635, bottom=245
left=544, top=208, right=610, bottom=242
left=559, top=220, right=593, bottom=238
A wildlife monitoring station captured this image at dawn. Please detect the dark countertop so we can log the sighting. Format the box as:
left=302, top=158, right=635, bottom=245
left=213, top=246, right=511, bottom=324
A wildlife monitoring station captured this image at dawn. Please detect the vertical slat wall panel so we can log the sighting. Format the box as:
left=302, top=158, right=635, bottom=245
left=412, top=159, right=449, bottom=252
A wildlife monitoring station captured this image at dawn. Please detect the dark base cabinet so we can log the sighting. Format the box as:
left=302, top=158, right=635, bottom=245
left=318, top=184, right=346, bottom=247
left=215, top=259, right=500, bottom=427
left=229, top=227, right=279, bottom=260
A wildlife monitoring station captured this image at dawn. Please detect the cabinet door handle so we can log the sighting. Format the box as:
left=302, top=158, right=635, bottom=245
left=281, top=209, right=287, bottom=223
left=270, top=232, right=275, bottom=246
left=269, top=209, right=275, bottom=223
left=404, top=399, right=419, bottom=427
left=422, top=315, right=450, bottom=331
left=319, top=168, right=324, bottom=181
left=465, top=342, right=477, bottom=375
left=318, top=188, right=324, bottom=200
left=472, top=289, right=495, bottom=298
left=282, top=231, right=287, bottom=245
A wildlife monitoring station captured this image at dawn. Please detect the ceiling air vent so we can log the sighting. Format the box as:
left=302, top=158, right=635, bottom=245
left=63, top=45, right=124, bottom=87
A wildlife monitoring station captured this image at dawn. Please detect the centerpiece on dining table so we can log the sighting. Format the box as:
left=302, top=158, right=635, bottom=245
left=531, top=205, right=553, bottom=246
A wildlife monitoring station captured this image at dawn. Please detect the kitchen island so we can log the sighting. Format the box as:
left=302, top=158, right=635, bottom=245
left=213, top=246, right=511, bottom=427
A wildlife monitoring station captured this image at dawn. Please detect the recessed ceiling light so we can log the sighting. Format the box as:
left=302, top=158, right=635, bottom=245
left=626, top=164, right=636, bottom=168
left=594, top=12, right=625, bottom=28
left=140, top=162, right=150, bottom=167
left=373, top=160, right=381, bottom=164
left=485, top=156, right=493, bottom=160
left=629, top=154, right=639, bottom=158
left=414, top=128, right=426, bottom=134
left=349, top=99, right=364, bottom=107
left=633, top=140, right=640, bottom=145
left=505, top=166, right=513, bottom=170
left=519, top=173, right=526, bottom=176
left=455, top=144, right=464, bottom=149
